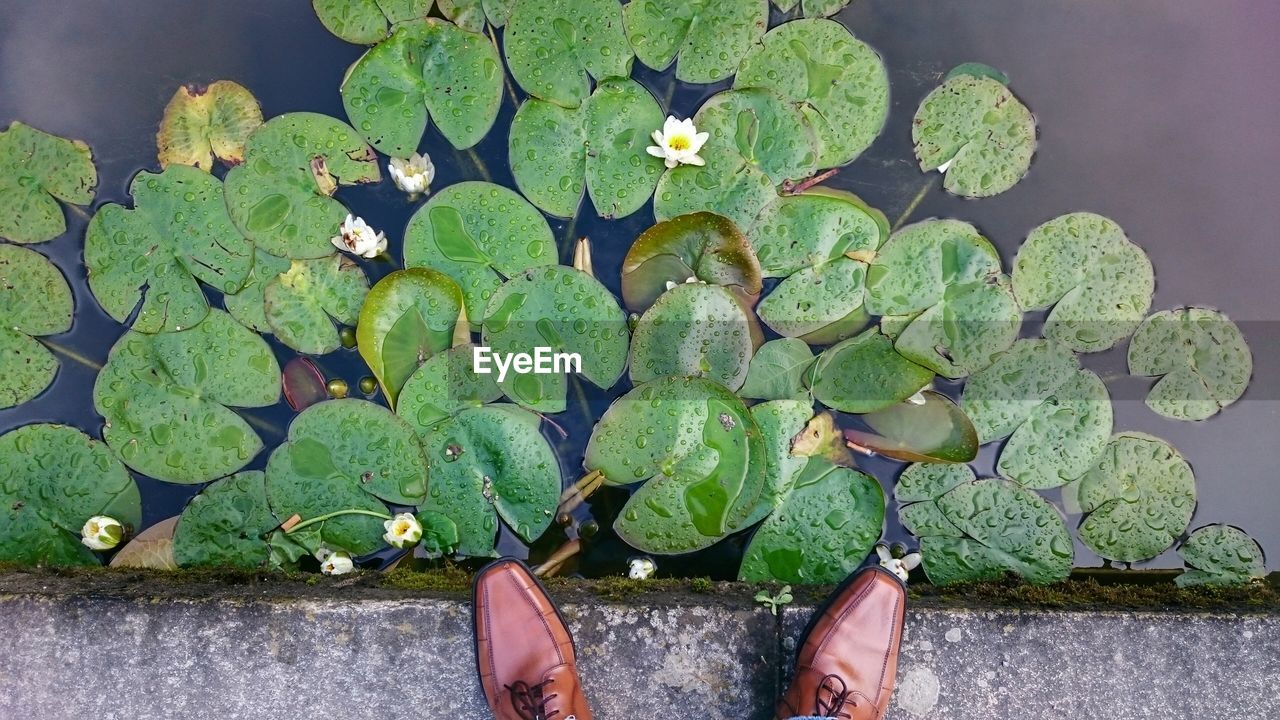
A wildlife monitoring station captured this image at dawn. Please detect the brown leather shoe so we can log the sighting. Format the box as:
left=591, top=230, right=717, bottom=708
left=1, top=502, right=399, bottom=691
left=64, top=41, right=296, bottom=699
left=473, top=558, right=592, bottom=720
left=777, top=566, right=906, bottom=719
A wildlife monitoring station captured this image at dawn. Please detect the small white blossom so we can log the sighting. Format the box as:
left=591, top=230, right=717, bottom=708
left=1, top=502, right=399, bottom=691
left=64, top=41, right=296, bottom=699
left=628, top=556, right=656, bottom=580
left=331, top=214, right=387, bottom=259
left=876, top=543, right=922, bottom=583
left=319, top=549, right=355, bottom=575
left=383, top=513, right=423, bottom=549
left=81, top=516, right=124, bottom=551
left=646, top=116, right=709, bottom=169
left=388, top=152, right=435, bottom=195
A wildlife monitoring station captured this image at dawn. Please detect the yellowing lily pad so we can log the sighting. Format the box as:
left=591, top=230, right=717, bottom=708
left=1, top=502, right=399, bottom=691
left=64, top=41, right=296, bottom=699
left=0, top=121, right=97, bottom=244
left=621, top=212, right=762, bottom=314
left=808, top=328, right=934, bottom=414
left=1127, top=307, right=1252, bottom=421
left=0, top=244, right=72, bottom=409
left=263, top=255, right=369, bottom=355
left=503, top=0, right=633, bottom=108
left=628, top=282, right=761, bottom=391
left=623, top=0, right=767, bottom=83
left=312, top=0, right=432, bottom=44
left=1176, top=524, right=1266, bottom=587
left=157, top=81, right=263, bottom=172
left=173, top=471, right=278, bottom=569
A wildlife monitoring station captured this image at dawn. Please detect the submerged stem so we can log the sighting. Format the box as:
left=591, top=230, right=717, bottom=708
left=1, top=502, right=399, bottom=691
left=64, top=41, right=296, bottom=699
left=464, top=147, right=492, bottom=182
left=556, top=469, right=605, bottom=517
left=488, top=25, right=521, bottom=109
left=534, top=538, right=581, bottom=578
left=37, top=338, right=102, bottom=371
left=892, top=175, right=936, bottom=231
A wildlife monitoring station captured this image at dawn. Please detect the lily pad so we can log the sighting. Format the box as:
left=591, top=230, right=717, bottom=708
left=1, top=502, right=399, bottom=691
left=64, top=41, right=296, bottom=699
left=341, top=19, right=502, bottom=155
left=865, top=219, right=1020, bottom=377
left=1176, top=525, right=1266, bottom=587
left=416, top=404, right=560, bottom=557
left=438, top=0, right=514, bottom=30
left=224, top=112, right=380, bottom=259
left=263, top=254, right=369, bottom=355
left=0, top=244, right=72, bottom=409
left=403, top=181, right=556, bottom=319
left=396, top=344, right=503, bottom=433
left=356, top=267, right=464, bottom=407
left=1127, top=307, right=1252, bottom=421
left=109, top=516, right=178, bottom=569
left=173, top=471, right=278, bottom=569
left=1012, top=212, right=1154, bottom=352
left=503, top=0, right=633, bottom=108
left=745, top=399, right=816, bottom=526
left=621, top=212, right=762, bottom=314
left=739, top=338, right=815, bottom=402
left=960, top=338, right=1080, bottom=444
left=623, top=0, right=767, bottom=83
left=912, top=68, right=1036, bottom=197
left=0, top=424, right=141, bottom=567
left=0, top=121, right=97, bottom=244
left=312, top=0, right=432, bottom=44
left=509, top=78, right=665, bottom=219
left=157, top=81, right=263, bottom=172
left=93, top=309, right=281, bottom=484
left=997, top=368, right=1112, bottom=489
left=807, top=328, right=934, bottom=414
left=844, top=390, right=978, bottom=464
left=628, top=282, right=761, bottom=391
left=480, top=266, right=629, bottom=413
left=223, top=249, right=292, bottom=333
left=737, top=19, right=889, bottom=167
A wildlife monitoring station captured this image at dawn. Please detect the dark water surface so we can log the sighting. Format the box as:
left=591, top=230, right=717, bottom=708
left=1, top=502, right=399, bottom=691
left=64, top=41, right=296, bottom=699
left=1, top=0, right=1277, bottom=576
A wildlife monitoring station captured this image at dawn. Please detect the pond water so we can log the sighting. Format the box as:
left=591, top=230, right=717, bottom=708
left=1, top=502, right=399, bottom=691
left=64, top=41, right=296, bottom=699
left=1, top=0, right=1277, bottom=578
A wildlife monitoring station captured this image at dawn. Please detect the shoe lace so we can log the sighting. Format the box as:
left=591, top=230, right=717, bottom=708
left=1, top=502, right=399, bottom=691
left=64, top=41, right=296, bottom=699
left=816, top=674, right=857, bottom=719
left=505, top=679, right=560, bottom=720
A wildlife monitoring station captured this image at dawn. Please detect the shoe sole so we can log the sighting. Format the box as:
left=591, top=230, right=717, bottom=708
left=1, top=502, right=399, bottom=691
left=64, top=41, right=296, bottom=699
left=470, top=556, right=580, bottom=693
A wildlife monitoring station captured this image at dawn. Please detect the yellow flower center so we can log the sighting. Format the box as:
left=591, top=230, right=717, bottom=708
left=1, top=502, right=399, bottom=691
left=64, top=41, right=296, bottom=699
left=668, top=134, right=691, bottom=152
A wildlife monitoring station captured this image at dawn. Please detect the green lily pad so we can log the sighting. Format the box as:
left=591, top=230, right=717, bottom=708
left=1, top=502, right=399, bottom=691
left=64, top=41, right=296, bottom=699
left=312, top=0, right=432, bottom=44
left=263, top=254, right=369, bottom=355
left=223, top=249, right=292, bottom=333
left=416, top=404, right=560, bottom=557
left=652, top=150, right=777, bottom=230
left=737, top=19, right=889, bottom=167
left=93, top=310, right=281, bottom=484
left=0, top=121, right=96, bottom=244
left=396, top=344, right=503, bottom=433
left=739, top=458, right=885, bottom=584
left=480, top=266, right=629, bottom=413
left=997, top=368, right=1112, bottom=489
left=797, top=0, right=853, bottom=16
left=265, top=399, right=430, bottom=555
left=224, top=112, right=380, bottom=259
left=807, top=328, right=934, bottom=414
left=416, top=509, right=462, bottom=555
left=744, top=399, right=816, bottom=526
left=912, top=68, right=1036, bottom=198
left=960, top=338, right=1080, bottom=444
left=1176, top=525, right=1266, bottom=587
left=845, top=390, right=978, bottom=464
left=1127, top=307, right=1252, bottom=421
left=438, top=0, right=513, bottom=30
left=1012, top=212, right=1154, bottom=353
left=85, top=165, right=253, bottom=333
left=0, top=244, right=72, bottom=409
left=592, top=377, right=768, bottom=554
left=865, top=219, right=1020, bottom=377
left=621, top=212, right=762, bottom=314
left=623, top=0, right=767, bottom=83
left=172, top=471, right=277, bottom=569
left=356, top=267, right=464, bottom=407
left=0, top=424, right=141, bottom=567
left=1066, top=432, right=1197, bottom=564
left=509, top=78, right=666, bottom=219
left=403, top=181, right=556, bottom=319
left=739, top=338, right=815, bottom=402
left=341, top=19, right=502, bottom=155
left=503, top=0, right=633, bottom=108
left=157, top=81, right=263, bottom=172
left=628, top=282, right=760, bottom=391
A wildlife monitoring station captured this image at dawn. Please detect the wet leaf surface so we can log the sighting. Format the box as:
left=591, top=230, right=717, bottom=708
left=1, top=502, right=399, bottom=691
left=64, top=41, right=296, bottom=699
left=0, top=244, right=72, bottom=409
left=109, top=516, right=178, bottom=569
left=503, top=0, right=633, bottom=108
left=264, top=254, right=369, bottom=354
left=808, top=328, right=934, bottom=414
left=0, top=121, right=96, bottom=244
left=311, top=0, right=432, bottom=44
left=997, top=368, right=1112, bottom=489
left=1128, top=307, right=1252, bottom=421
left=628, top=282, right=760, bottom=391
left=744, top=399, right=814, bottom=526
left=356, top=267, right=463, bottom=407
left=396, top=344, right=502, bottom=433
left=739, top=338, right=815, bottom=402
left=845, top=390, right=978, bottom=463
left=223, top=249, right=292, bottom=333
left=959, top=338, right=1079, bottom=444
left=157, top=81, right=263, bottom=171
left=621, top=211, right=762, bottom=314
left=624, top=0, right=767, bottom=83
left=173, top=471, right=278, bottom=569
left=1176, top=524, right=1266, bottom=587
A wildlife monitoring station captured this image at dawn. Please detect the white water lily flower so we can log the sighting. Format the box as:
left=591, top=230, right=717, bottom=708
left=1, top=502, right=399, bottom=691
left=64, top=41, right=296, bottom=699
left=383, top=512, right=423, bottom=549
left=331, top=214, right=387, bottom=259
left=876, top=543, right=922, bottom=583
left=647, top=115, right=709, bottom=169
left=320, top=550, right=355, bottom=575
left=80, top=516, right=124, bottom=551
left=388, top=152, right=435, bottom=195
left=628, top=556, right=656, bottom=580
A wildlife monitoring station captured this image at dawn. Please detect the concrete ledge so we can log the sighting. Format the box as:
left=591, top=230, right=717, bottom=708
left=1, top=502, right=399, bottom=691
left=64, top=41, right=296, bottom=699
left=1, top=574, right=1276, bottom=719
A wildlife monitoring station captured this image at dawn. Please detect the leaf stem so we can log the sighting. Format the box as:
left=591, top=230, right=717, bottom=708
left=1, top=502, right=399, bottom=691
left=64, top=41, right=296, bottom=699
left=240, top=411, right=285, bottom=438
left=37, top=338, right=102, bottom=371
left=285, top=509, right=391, bottom=534
left=464, top=147, right=492, bottom=182
left=892, top=175, right=936, bottom=231
left=782, top=167, right=840, bottom=195
left=556, top=469, right=605, bottom=516
left=487, top=25, right=521, bottom=109
left=66, top=204, right=92, bottom=221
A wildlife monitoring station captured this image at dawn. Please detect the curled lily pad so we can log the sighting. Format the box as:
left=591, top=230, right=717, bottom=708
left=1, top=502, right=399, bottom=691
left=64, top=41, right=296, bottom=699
left=865, top=219, right=1020, bottom=377
left=623, top=0, right=767, bottom=83
left=223, top=249, right=291, bottom=333
left=807, top=328, right=934, bottom=414
left=588, top=376, right=768, bottom=554
left=403, top=181, right=556, bottom=319
left=912, top=67, right=1036, bottom=198
left=1065, top=432, right=1196, bottom=564
left=157, top=81, right=263, bottom=171
left=224, top=112, right=380, bottom=259
left=356, top=268, right=464, bottom=407
left=480, top=266, right=629, bottom=413
left=628, top=282, right=761, bottom=391
left=173, top=471, right=278, bottom=569
left=438, top=0, right=514, bottom=30
left=997, top=368, right=1112, bottom=489
left=264, top=254, right=369, bottom=355
left=503, top=0, right=633, bottom=108
left=109, top=517, right=178, bottom=569
left=282, top=357, right=330, bottom=412
left=93, top=310, right=281, bottom=484
left=416, top=404, right=560, bottom=557
left=86, top=165, right=253, bottom=333
left=0, top=244, right=72, bottom=409
left=1012, top=212, right=1154, bottom=352
left=0, top=121, right=96, bottom=244
left=739, top=338, right=815, bottom=402
left=1176, top=525, right=1266, bottom=587
left=844, top=390, right=978, bottom=464
left=312, top=0, right=432, bottom=44
left=621, top=212, right=762, bottom=314
left=0, top=424, right=141, bottom=567
left=736, top=19, right=889, bottom=167
left=509, top=78, right=665, bottom=219
left=396, top=344, right=502, bottom=433
left=960, top=338, right=1080, bottom=444
left=341, top=19, right=502, bottom=155
left=1127, top=307, right=1252, bottom=421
